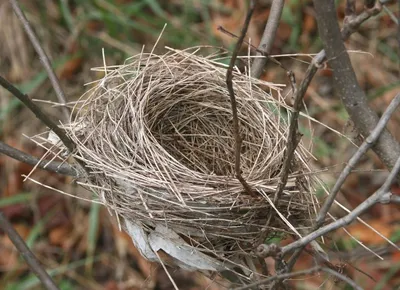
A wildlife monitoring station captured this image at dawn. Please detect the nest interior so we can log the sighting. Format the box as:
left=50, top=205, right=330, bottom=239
left=67, top=47, right=317, bottom=265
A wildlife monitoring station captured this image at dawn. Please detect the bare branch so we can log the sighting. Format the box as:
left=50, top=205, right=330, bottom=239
left=278, top=154, right=400, bottom=255
left=0, top=212, right=59, bottom=290
left=260, top=72, right=303, bottom=243
left=9, top=0, right=70, bottom=121
left=341, top=3, right=382, bottom=40
left=314, top=0, right=400, bottom=171
left=284, top=2, right=388, bottom=272
left=0, top=76, right=75, bottom=153
left=272, top=72, right=302, bottom=204
left=251, top=0, right=285, bottom=78
left=233, top=266, right=361, bottom=290
left=316, top=94, right=400, bottom=227
left=0, top=141, right=78, bottom=176
left=226, top=0, right=256, bottom=196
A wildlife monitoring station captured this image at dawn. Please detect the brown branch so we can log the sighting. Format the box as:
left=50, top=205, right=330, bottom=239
left=259, top=71, right=303, bottom=246
left=0, top=212, right=59, bottom=290
left=251, top=0, right=285, bottom=78
left=226, top=0, right=256, bottom=196
left=272, top=72, right=302, bottom=204
left=10, top=0, right=70, bottom=121
left=0, top=76, right=75, bottom=153
left=0, top=141, right=78, bottom=177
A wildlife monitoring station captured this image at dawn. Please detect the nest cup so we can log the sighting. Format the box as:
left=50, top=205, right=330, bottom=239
left=67, top=46, right=317, bottom=278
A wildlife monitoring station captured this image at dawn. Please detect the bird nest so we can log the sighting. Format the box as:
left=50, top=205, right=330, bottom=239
left=62, top=46, right=317, bottom=281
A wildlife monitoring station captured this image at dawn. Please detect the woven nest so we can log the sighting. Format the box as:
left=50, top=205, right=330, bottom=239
left=65, top=46, right=317, bottom=280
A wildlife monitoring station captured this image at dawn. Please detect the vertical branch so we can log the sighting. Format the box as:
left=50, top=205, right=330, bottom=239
left=251, top=0, right=285, bottom=78
left=226, top=0, right=256, bottom=196
left=272, top=72, right=302, bottom=204
left=10, top=0, right=70, bottom=121
left=0, top=212, right=59, bottom=290
left=313, top=0, right=400, bottom=170
left=284, top=2, right=387, bottom=272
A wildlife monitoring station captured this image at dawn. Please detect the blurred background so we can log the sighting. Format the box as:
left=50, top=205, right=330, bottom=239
left=1, top=0, right=400, bottom=289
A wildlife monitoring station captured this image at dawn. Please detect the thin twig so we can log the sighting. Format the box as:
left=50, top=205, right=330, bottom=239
left=233, top=266, right=361, bottom=290
left=10, top=0, right=70, bottom=121
left=226, top=0, right=256, bottom=196
left=0, top=212, right=60, bottom=290
left=316, top=94, right=400, bottom=227
left=217, top=26, right=288, bottom=70
left=258, top=54, right=317, bottom=259
left=0, top=141, right=78, bottom=177
left=272, top=72, right=301, bottom=204
left=0, top=76, right=75, bottom=153
left=278, top=154, right=400, bottom=255
left=260, top=71, right=302, bottom=246
left=382, top=5, right=398, bottom=25
left=251, top=0, right=285, bottom=78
